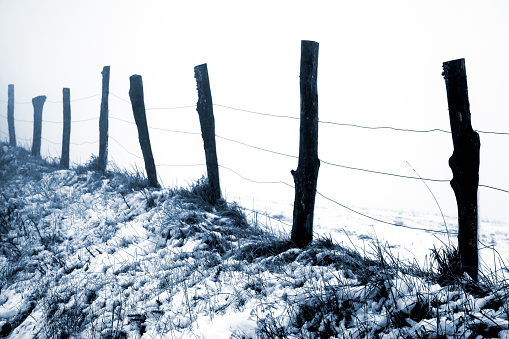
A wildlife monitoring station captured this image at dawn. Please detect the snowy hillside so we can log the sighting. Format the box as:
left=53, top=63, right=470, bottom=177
left=1, top=144, right=508, bottom=338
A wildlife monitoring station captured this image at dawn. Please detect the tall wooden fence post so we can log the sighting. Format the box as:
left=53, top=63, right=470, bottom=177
left=98, top=66, right=110, bottom=172
left=7, top=84, right=15, bottom=147
left=129, top=74, right=158, bottom=188
left=291, top=40, right=320, bottom=248
left=60, top=88, right=71, bottom=169
left=31, top=95, right=46, bottom=157
left=442, top=58, right=480, bottom=281
left=194, top=63, right=221, bottom=203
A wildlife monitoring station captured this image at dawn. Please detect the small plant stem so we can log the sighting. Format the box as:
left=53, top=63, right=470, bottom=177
left=183, top=281, right=195, bottom=327
left=406, top=161, right=451, bottom=245
left=27, top=215, right=44, bottom=243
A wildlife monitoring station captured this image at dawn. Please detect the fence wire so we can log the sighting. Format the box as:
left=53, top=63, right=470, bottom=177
left=1, top=91, right=509, bottom=237
left=1, top=94, right=508, bottom=194
left=3, top=92, right=508, bottom=135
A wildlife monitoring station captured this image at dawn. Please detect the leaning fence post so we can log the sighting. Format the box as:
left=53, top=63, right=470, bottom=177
left=7, top=84, right=15, bottom=147
left=194, top=63, right=221, bottom=203
left=60, top=88, right=71, bottom=169
left=31, top=95, right=46, bottom=157
left=129, top=74, right=158, bottom=188
left=442, top=58, right=480, bottom=281
left=98, top=66, right=110, bottom=172
left=291, top=40, right=320, bottom=248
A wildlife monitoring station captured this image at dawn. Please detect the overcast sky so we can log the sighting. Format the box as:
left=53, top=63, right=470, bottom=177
left=1, top=0, right=508, bottom=225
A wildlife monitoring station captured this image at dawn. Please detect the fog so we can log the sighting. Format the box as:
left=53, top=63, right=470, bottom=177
left=1, top=0, right=508, bottom=224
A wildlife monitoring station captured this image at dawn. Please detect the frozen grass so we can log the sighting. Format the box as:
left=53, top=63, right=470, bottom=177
left=0, top=143, right=509, bottom=338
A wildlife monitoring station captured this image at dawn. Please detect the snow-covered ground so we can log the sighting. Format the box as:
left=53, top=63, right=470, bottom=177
left=243, top=196, right=509, bottom=277
left=1, top=145, right=508, bottom=338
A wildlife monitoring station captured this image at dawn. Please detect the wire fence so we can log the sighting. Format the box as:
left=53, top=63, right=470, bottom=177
left=1, top=91, right=508, bottom=238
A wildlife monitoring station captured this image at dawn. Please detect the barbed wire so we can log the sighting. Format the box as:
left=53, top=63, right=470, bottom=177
left=214, top=161, right=457, bottom=235
left=0, top=114, right=98, bottom=124
left=214, top=104, right=509, bottom=136
left=110, top=116, right=202, bottom=136
left=109, top=92, right=130, bottom=104
left=0, top=115, right=32, bottom=123
left=320, top=159, right=450, bottom=183
left=146, top=105, right=196, bottom=111
left=100, top=138, right=456, bottom=234
left=71, top=140, right=99, bottom=146
left=0, top=132, right=503, bottom=236
left=218, top=164, right=293, bottom=185
left=110, top=136, right=143, bottom=160
left=105, top=131, right=502, bottom=235
left=0, top=93, right=102, bottom=105
left=42, top=117, right=98, bottom=124
left=39, top=137, right=98, bottom=146
left=110, top=92, right=196, bottom=111
left=0, top=86, right=505, bottom=247
left=2, top=93, right=508, bottom=193
left=157, top=163, right=206, bottom=168
left=3, top=109, right=507, bottom=193
left=107, top=144, right=459, bottom=235
left=2, top=93, right=508, bottom=136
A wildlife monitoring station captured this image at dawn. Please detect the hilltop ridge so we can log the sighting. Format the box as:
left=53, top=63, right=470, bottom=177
left=0, top=144, right=508, bottom=338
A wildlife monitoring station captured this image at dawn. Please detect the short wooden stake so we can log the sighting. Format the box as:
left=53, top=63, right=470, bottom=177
left=98, top=66, right=110, bottom=172
left=60, top=88, right=71, bottom=169
left=31, top=95, right=47, bottom=157
left=194, top=63, right=221, bottom=203
left=7, top=84, right=15, bottom=147
left=442, top=58, right=480, bottom=281
left=129, top=74, right=158, bottom=188
left=291, top=40, right=320, bottom=248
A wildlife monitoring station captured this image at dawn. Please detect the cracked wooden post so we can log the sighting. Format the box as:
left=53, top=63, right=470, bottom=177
left=291, top=40, right=320, bottom=248
left=194, top=63, right=221, bottom=204
left=60, top=88, right=71, bottom=169
left=7, top=84, right=15, bottom=147
left=442, top=58, right=480, bottom=281
left=31, top=95, right=46, bottom=157
left=129, top=74, right=158, bottom=188
left=98, top=66, right=110, bottom=172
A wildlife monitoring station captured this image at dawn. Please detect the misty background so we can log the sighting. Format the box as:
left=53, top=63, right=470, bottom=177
left=0, top=0, right=508, bottom=228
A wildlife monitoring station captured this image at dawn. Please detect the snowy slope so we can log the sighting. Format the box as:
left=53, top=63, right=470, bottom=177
left=1, top=144, right=509, bottom=339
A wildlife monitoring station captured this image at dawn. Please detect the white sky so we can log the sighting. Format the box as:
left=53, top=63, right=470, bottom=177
left=1, top=0, right=508, bottom=225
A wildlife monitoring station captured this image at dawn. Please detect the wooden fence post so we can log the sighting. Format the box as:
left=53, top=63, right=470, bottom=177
left=129, top=74, right=158, bottom=188
left=98, top=66, right=110, bottom=172
left=194, top=63, right=221, bottom=203
left=60, top=88, right=71, bottom=169
left=291, top=40, right=320, bottom=248
left=31, top=95, right=46, bottom=157
left=442, top=58, right=480, bottom=281
left=7, top=84, right=15, bottom=147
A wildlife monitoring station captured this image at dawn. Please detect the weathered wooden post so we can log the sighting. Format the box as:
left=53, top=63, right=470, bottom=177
left=442, top=58, right=480, bottom=281
left=60, top=88, right=71, bottom=169
left=31, top=95, right=46, bottom=157
left=98, top=66, right=110, bottom=172
left=291, top=40, right=320, bottom=248
left=194, top=63, right=221, bottom=204
left=129, top=74, right=158, bottom=188
left=7, top=84, right=15, bottom=147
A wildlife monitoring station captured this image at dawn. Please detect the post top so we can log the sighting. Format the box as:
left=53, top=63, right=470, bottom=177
left=301, top=40, right=319, bottom=46
left=443, top=58, right=465, bottom=64
left=32, top=95, right=47, bottom=103
left=194, top=64, right=208, bottom=74
left=442, top=58, right=466, bottom=79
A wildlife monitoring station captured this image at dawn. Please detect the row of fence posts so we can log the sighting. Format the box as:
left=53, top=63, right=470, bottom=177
left=3, top=40, right=480, bottom=280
